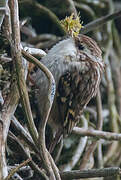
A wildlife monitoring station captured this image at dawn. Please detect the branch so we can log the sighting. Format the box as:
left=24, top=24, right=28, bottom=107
left=11, top=116, right=61, bottom=180
left=96, top=89, right=103, bottom=130
left=35, top=2, right=66, bottom=36
left=103, top=2, right=119, bottom=164
left=62, top=116, right=88, bottom=171
left=24, top=47, right=46, bottom=58
left=11, top=116, right=39, bottom=154
left=79, top=90, right=103, bottom=169
left=96, top=90, right=103, bottom=167
left=0, top=83, right=19, bottom=178
left=7, top=131, right=48, bottom=180
left=60, top=167, right=121, bottom=180
left=74, top=2, right=96, bottom=19
left=11, top=116, right=61, bottom=179
left=0, top=0, right=8, bottom=28
left=21, top=50, right=61, bottom=180
left=0, top=6, right=20, bottom=178
left=81, top=10, right=121, bottom=34
left=66, top=0, right=77, bottom=17
left=27, top=34, right=59, bottom=45
left=73, top=127, right=121, bottom=141
left=4, top=158, right=31, bottom=180
left=19, top=0, right=66, bottom=36
left=9, top=0, right=38, bottom=145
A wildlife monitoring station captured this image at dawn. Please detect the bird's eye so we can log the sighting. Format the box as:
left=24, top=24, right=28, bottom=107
left=78, top=44, right=84, bottom=50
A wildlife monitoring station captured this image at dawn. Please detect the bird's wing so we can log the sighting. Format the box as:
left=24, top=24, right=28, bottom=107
left=56, top=70, right=82, bottom=134
left=56, top=64, right=95, bottom=135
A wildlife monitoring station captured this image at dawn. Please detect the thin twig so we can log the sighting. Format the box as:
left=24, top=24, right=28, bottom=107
left=19, top=0, right=66, bottom=36
left=74, top=2, right=96, bottom=19
left=80, top=90, right=103, bottom=169
left=27, top=34, right=59, bottom=45
left=62, top=116, right=88, bottom=171
left=103, top=0, right=119, bottom=164
left=80, top=141, right=97, bottom=170
left=11, top=116, right=60, bottom=180
left=11, top=116, right=39, bottom=154
left=35, top=2, right=66, bottom=36
left=73, top=127, right=121, bottom=141
left=0, top=4, right=12, bottom=179
left=48, top=152, right=61, bottom=180
left=96, top=90, right=104, bottom=170
left=21, top=50, right=59, bottom=180
left=66, top=0, right=77, bottom=17
left=0, top=83, right=19, bottom=178
left=4, top=158, right=31, bottom=180
left=97, top=141, right=103, bottom=169
left=96, top=89, right=103, bottom=130
left=0, top=0, right=8, bottom=28
left=111, top=26, right=121, bottom=117
left=110, top=50, right=121, bottom=118
left=81, top=10, right=121, bottom=34
left=23, top=47, right=46, bottom=58
left=8, top=131, right=49, bottom=180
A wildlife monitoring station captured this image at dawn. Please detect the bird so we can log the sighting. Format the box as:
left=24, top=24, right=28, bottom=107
left=32, top=34, right=104, bottom=152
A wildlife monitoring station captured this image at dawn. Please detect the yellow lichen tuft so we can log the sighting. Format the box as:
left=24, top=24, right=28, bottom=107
left=60, top=13, right=83, bottom=37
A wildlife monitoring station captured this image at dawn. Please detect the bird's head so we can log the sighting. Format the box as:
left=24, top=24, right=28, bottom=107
left=75, top=35, right=103, bottom=64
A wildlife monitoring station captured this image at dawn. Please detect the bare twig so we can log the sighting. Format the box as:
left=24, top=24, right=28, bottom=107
left=97, top=141, right=103, bottom=169
left=96, top=89, right=103, bottom=130
left=0, top=6, right=19, bottom=178
left=19, top=0, right=66, bottom=36
left=81, top=10, right=121, bottom=34
left=62, top=116, right=88, bottom=171
left=35, top=2, right=66, bottom=36
left=21, top=50, right=60, bottom=180
left=0, top=0, right=8, bottom=28
left=55, top=138, right=63, bottom=163
left=80, top=90, right=103, bottom=169
left=74, top=2, right=96, bottom=19
left=27, top=34, right=59, bottom=45
left=35, top=39, right=61, bottom=50
left=11, top=116, right=39, bottom=154
left=2, top=3, right=11, bottom=40
left=0, top=83, right=20, bottom=178
left=110, top=50, right=121, bottom=118
left=112, top=24, right=121, bottom=58
left=73, top=127, right=121, bottom=141
left=103, top=1, right=119, bottom=164
left=60, top=167, right=121, bottom=180
left=0, top=56, right=12, bottom=63
left=111, top=26, right=121, bottom=117
left=80, top=141, right=97, bottom=170
left=66, top=0, right=77, bottom=17
left=11, top=116, right=61, bottom=179
left=0, top=120, right=4, bottom=179
left=8, top=165, right=33, bottom=179
left=48, top=152, right=61, bottom=180
left=9, top=0, right=38, bottom=145
left=0, top=91, right=4, bottom=107
left=23, top=47, right=46, bottom=58
left=96, top=90, right=103, bottom=170
left=8, top=131, right=48, bottom=180
left=4, top=158, right=31, bottom=180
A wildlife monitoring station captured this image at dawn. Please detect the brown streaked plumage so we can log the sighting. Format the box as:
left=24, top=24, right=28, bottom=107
left=32, top=34, right=104, bottom=152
